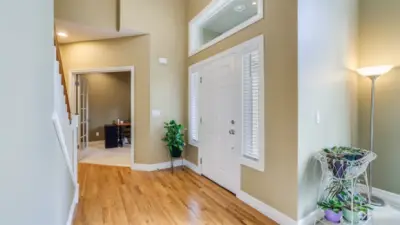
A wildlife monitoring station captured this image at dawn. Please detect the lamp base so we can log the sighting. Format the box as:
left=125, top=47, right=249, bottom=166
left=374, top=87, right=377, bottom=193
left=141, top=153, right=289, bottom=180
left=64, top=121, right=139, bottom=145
left=371, top=195, right=386, bottom=207
left=361, top=193, right=386, bottom=207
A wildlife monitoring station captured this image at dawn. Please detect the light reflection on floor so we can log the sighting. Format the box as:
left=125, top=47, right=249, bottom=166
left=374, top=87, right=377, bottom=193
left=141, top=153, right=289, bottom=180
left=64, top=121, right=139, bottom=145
left=369, top=204, right=400, bottom=225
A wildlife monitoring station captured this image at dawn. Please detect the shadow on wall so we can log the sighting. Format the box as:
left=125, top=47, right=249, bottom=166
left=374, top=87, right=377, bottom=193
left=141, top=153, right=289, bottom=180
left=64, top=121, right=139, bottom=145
left=157, top=121, right=173, bottom=161
left=299, top=156, right=322, bottom=218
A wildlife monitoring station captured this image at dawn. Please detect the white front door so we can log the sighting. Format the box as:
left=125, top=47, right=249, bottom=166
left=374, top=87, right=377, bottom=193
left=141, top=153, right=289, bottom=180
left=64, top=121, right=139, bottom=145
left=200, top=54, right=241, bottom=194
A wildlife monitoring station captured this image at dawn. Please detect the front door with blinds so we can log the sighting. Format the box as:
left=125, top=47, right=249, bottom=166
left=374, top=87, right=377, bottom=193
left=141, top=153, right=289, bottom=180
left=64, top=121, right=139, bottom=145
left=200, top=55, right=241, bottom=194
left=191, top=35, right=264, bottom=194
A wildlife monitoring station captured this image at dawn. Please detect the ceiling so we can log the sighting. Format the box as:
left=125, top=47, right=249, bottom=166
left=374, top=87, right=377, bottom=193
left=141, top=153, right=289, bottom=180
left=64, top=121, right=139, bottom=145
left=202, top=0, right=258, bottom=34
left=55, top=20, right=143, bottom=43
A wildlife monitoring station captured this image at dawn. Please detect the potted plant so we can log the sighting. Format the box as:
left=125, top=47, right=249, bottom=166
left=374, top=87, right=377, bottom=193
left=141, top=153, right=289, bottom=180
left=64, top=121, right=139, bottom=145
left=317, top=198, right=344, bottom=223
left=323, top=146, right=368, bottom=178
left=324, top=147, right=348, bottom=178
left=162, top=120, right=185, bottom=158
left=342, top=194, right=373, bottom=223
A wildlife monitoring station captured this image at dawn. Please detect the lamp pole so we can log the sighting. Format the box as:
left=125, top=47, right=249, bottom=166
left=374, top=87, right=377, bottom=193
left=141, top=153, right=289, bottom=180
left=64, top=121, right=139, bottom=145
left=368, top=75, right=385, bottom=207
left=357, top=65, right=393, bottom=207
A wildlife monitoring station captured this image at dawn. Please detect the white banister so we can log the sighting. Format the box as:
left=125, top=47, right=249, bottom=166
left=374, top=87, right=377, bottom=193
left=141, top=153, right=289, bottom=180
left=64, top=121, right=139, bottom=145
left=71, top=115, right=79, bottom=183
left=52, top=112, right=74, bottom=181
left=53, top=50, right=79, bottom=186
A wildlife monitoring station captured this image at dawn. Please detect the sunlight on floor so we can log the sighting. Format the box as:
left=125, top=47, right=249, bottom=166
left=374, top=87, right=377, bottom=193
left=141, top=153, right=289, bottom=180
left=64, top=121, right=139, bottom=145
left=78, top=141, right=131, bottom=167
left=370, top=204, right=400, bottom=225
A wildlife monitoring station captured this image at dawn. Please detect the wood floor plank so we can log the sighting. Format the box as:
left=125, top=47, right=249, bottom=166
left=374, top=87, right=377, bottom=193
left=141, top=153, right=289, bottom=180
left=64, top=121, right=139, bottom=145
left=73, top=164, right=277, bottom=225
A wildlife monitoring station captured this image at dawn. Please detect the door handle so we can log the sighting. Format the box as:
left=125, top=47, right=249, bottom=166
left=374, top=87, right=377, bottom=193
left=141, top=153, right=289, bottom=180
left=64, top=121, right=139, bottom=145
left=229, top=129, right=235, bottom=135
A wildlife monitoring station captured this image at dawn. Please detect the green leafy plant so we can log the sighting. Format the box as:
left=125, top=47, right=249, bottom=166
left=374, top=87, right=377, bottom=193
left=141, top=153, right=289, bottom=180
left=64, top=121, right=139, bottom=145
left=323, top=146, right=368, bottom=160
left=325, top=180, right=352, bottom=199
left=338, top=191, right=373, bottom=213
left=321, top=146, right=369, bottom=179
left=345, top=202, right=373, bottom=213
left=161, top=120, right=185, bottom=155
left=317, top=198, right=344, bottom=213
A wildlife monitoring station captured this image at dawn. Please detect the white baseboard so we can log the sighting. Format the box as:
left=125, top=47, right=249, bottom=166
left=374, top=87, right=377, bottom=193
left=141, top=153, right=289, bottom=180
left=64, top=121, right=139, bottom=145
left=237, top=191, right=297, bottom=225
left=132, top=160, right=184, bottom=171
left=74, top=184, right=79, bottom=204
left=131, top=159, right=201, bottom=174
left=183, top=159, right=201, bottom=174
left=357, top=184, right=400, bottom=206
left=66, top=184, right=79, bottom=225
left=298, top=209, right=321, bottom=225
left=372, top=187, right=400, bottom=206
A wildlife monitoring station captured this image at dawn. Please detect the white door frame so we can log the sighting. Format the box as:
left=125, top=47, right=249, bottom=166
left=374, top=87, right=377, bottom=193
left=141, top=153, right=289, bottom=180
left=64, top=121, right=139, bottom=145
left=68, top=66, right=135, bottom=168
left=189, top=35, right=264, bottom=194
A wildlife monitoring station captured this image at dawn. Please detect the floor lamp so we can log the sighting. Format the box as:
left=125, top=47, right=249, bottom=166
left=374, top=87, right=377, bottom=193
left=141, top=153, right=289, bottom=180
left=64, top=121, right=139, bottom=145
left=357, top=65, right=394, bottom=207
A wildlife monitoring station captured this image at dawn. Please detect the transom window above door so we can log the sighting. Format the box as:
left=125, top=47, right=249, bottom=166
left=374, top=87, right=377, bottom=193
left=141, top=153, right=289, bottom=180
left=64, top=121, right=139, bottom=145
left=189, top=0, right=264, bottom=56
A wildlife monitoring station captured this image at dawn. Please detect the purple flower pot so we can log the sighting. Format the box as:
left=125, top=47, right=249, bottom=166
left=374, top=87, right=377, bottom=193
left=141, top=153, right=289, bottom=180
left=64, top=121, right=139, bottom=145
left=333, top=161, right=347, bottom=178
left=325, top=209, right=342, bottom=223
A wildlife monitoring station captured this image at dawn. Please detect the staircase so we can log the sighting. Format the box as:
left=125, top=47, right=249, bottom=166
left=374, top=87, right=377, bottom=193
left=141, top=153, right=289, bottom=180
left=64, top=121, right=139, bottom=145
left=53, top=32, right=79, bottom=186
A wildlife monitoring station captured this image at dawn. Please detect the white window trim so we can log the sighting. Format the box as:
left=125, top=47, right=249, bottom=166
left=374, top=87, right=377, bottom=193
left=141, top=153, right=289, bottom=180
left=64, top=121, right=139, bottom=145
left=189, top=0, right=264, bottom=56
left=188, top=72, right=200, bottom=146
left=240, top=37, right=265, bottom=172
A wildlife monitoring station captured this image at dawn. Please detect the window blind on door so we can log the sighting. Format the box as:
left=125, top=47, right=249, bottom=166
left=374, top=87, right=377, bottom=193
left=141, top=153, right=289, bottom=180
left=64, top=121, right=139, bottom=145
left=189, top=72, right=200, bottom=144
left=243, top=50, right=260, bottom=161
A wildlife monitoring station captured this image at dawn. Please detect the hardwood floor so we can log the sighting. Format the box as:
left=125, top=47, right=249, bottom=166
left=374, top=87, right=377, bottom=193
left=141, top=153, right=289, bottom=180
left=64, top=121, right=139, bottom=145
left=74, top=164, right=277, bottom=225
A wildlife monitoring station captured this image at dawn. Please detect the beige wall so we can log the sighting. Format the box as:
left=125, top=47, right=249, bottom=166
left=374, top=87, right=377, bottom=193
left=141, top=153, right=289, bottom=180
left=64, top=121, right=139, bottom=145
left=60, top=36, right=152, bottom=163
left=60, top=0, right=188, bottom=164
left=358, top=0, right=400, bottom=67
left=82, top=72, right=131, bottom=141
left=358, top=0, right=400, bottom=194
left=185, top=145, right=198, bottom=166
left=187, top=0, right=298, bottom=220
left=298, top=0, right=359, bottom=219
left=119, top=0, right=188, bottom=163
left=55, top=0, right=118, bottom=31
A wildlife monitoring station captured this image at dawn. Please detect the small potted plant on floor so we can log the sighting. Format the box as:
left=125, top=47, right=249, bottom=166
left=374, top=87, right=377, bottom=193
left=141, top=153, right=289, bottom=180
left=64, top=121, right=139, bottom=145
left=317, top=198, right=344, bottom=223
left=162, top=120, right=185, bottom=158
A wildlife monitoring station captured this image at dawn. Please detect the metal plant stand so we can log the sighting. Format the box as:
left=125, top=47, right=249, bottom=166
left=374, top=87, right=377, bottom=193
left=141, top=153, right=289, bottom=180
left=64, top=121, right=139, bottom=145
left=170, top=155, right=184, bottom=174
left=314, top=149, right=377, bottom=225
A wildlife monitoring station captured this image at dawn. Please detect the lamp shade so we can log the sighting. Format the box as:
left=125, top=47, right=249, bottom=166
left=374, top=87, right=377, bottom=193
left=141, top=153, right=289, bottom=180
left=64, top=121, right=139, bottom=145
left=357, top=65, right=394, bottom=76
